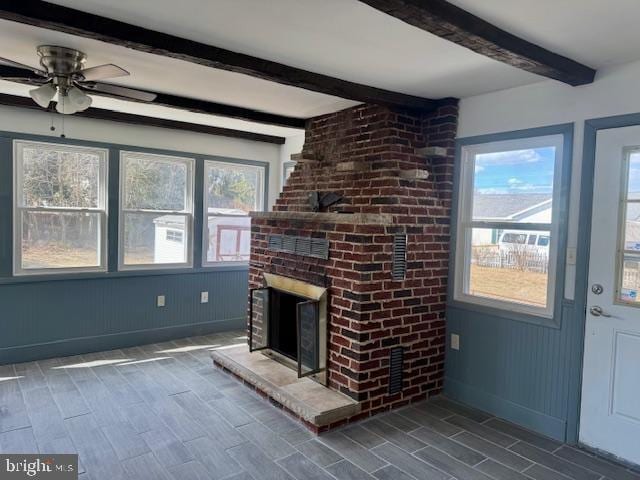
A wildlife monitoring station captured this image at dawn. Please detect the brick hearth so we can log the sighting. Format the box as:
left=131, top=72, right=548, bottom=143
left=248, top=101, right=459, bottom=428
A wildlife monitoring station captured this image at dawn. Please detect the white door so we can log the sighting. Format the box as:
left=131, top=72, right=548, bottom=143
left=580, top=125, right=640, bottom=465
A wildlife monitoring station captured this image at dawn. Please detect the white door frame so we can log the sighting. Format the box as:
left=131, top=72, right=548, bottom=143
left=570, top=114, right=640, bottom=450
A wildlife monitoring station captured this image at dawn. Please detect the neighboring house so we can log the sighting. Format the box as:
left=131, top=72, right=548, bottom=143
left=153, top=214, right=187, bottom=264
left=472, top=193, right=552, bottom=245
left=154, top=208, right=251, bottom=264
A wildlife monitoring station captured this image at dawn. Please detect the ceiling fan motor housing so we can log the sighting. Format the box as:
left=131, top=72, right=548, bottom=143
left=37, top=45, right=86, bottom=78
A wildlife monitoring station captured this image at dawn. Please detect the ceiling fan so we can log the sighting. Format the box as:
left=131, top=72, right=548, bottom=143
left=0, top=45, right=157, bottom=114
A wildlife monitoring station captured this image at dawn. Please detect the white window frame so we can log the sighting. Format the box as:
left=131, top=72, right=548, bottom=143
left=453, top=134, right=564, bottom=318
left=615, top=146, right=640, bottom=307
left=13, top=140, right=108, bottom=276
left=202, top=160, right=265, bottom=267
left=118, top=151, right=194, bottom=271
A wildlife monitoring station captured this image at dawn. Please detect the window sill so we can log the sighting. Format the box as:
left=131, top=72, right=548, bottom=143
left=0, top=263, right=249, bottom=285
left=447, top=298, right=562, bottom=329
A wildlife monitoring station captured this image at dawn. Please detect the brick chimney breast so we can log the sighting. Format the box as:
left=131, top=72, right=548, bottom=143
left=249, top=101, right=459, bottom=423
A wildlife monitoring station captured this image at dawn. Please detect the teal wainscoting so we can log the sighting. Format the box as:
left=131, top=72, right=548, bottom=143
left=0, top=266, right=249, bottom=366
left=445, top=300, right=581, bottom=442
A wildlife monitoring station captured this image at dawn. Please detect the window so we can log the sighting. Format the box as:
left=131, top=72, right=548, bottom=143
left=119, top=151, right=194, bottom=269
left=617, top=150, right=640, bottom=304
left=13, top=141, right=108, bottom=275
left=166, top=230, right=184, bottom=243
left=454, top=134, right=564, bottom=318
left=203, top=160, right=265, bottom=264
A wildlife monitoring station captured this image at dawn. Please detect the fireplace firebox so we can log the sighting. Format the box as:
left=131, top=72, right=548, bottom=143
left=249, top=273, right=327, bottom=384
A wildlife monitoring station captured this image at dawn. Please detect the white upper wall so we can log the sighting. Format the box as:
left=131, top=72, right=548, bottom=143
left=458, top=58, right=640, bottom=298
left=0, top=104, right=283, bottom=208
left=279, top=134, right=305, bottom=192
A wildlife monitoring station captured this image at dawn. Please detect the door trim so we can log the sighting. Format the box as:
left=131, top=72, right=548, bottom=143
left=570, top=113, right=640, bottom=444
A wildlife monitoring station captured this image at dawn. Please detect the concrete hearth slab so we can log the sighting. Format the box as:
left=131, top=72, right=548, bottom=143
left=211, top=345, right=360, bottom=428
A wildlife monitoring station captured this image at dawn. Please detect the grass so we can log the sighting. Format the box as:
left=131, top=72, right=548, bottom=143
left=23, top=245, right=99, bottom=269
left=22, top=245, right=154, bottom=269
left=470, top=265, right=548, bottom=307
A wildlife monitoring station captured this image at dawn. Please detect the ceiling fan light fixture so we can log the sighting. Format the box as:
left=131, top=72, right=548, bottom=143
left=67, top=86, right=92, bottom=112
left=29, top=83, right=56, bottom=108
left=56, top=93, right=78, bottom=115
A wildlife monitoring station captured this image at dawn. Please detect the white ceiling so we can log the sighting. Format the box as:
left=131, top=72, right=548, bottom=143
left=47, top=0, right=541, bottom=98
left=2, top=0, right=640, bottom=138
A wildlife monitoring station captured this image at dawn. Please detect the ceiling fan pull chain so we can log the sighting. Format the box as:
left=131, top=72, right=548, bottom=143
left=60, top=103, right=66, bottom=138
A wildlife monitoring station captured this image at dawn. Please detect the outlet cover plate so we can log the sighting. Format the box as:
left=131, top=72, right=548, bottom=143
left=201, top=291, right=209, bottom=303
left=157, top=295, right=165, bottom=307
left=451, top=334, right=460, bottom=350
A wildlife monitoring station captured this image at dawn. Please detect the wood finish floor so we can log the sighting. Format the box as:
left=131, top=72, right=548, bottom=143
left=1, top=331, right=638, bottom=480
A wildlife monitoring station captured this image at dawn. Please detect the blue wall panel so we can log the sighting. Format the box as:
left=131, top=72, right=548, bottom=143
left=0, top=269, right=249, bottom=364
left=445, top=301, right=580, bottom=441
left=0, top=131, right=264, bottom=365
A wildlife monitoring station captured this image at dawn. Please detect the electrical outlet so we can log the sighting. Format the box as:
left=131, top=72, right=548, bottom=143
left=566, top=247, right=577, bottom=265
left=157, top=295, right=165, bottom=307
left=200, top=291, right=209, bottom=303
left=451, top=333, right=460, bottom=351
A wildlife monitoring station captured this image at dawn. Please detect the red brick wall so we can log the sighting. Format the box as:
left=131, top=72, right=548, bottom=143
left=250, top=101, right=458, bottom=425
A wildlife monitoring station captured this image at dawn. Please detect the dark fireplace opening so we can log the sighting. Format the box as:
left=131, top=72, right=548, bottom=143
left=269, top=290, right=306, bottom=361
left=249, top=273, right=327, bottom=382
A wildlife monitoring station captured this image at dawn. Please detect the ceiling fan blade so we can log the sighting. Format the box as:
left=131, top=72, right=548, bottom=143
left=0, top=57, right=46, bottom=76
left=1, top=77, right=48, bottom=86
left=0, top=65, right=48, bottom=85
left=79, top=82, right=157, bottom=102
left=78, top=63, right=129, bottom=81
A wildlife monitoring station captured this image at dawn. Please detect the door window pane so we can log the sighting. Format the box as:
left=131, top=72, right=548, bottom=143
left=618, top=152, right=640, bottom=303
left=620, top=256, right=640, bottom=304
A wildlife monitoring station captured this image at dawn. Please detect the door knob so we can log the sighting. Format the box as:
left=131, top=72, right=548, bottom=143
left=590, top=305, right=612, bottom=317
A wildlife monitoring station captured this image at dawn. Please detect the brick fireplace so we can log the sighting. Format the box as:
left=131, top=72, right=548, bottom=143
left=214, top=101, right=458, bottom=431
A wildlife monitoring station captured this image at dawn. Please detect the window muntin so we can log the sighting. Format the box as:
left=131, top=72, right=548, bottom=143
left=203, top=160, right=265, bottom=264
left=454, top=135, right=563, bottom=318
left=13, top=141, right=108, bottom=275
left=617, top=150, right=640, bottom=305
left=119, top=151, right=194, bottom=269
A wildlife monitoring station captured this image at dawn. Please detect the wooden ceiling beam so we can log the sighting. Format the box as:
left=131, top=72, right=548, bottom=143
left=359, top=0, right=596, bottom=86
left=0, top=64, right=305, bottom=129
left=0, top=93, right=286, bottom=144
left=0, top=0, right=442, bottom=111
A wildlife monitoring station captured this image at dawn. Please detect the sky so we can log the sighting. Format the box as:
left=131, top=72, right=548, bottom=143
left=474, top=147, right=555, bottom=195
left=629, top=153, right=640, bottom=195
left=472, top=148, right=640, bottom=196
